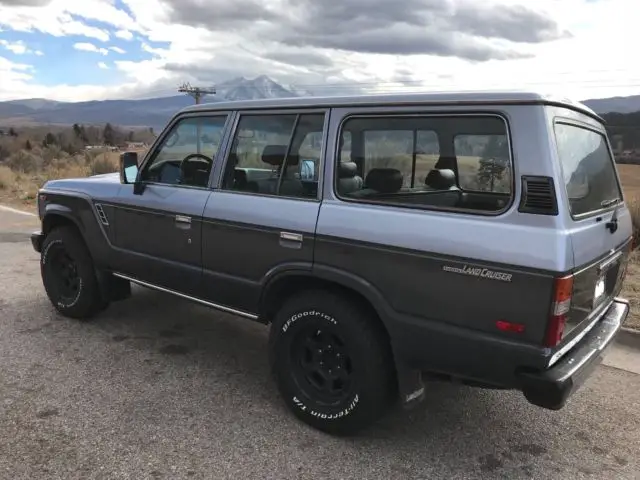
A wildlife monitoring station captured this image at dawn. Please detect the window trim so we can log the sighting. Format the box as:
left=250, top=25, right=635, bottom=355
left=213, top=108, right=330, bottom=203
left=332, top=111, right=516, bottom=217
left=136, top=111, right=232, bottom=191
left=552, top=117, right=624, bottom=221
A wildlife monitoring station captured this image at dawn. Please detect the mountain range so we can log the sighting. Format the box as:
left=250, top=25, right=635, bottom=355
left=1, top=75, right=639, bottom=130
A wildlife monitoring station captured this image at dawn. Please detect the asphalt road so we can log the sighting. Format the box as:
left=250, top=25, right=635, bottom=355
left=1, top=206, right=640, bottom=480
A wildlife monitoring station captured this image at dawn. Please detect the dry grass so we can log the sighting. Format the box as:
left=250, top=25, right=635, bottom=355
left=0, top=149, right=121, bottom=210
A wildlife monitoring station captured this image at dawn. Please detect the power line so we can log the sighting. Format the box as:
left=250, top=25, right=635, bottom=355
left=178, top=82, right=216, bottom=104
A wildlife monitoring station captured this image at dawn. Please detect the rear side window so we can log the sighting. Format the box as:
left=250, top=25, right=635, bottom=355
left=554, top=122, right=622, bottom=217
left=334, top=114, right=512, bottom=214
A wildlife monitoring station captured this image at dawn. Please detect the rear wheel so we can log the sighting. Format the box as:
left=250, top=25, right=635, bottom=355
left=268, top=290, right=397, bottom=435
left=40, top=226, right=107, bottom=320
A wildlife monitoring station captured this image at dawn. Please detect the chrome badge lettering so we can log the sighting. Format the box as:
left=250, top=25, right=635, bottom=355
left=442, top=265, right=513, bottom=282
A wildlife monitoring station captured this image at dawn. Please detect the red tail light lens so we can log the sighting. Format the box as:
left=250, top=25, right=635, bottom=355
left=544, top=274, right=574, bottom=347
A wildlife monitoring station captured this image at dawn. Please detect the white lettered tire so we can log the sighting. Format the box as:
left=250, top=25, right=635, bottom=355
left=268, top=289, right=397, bottom=435
left=40, top=226, right=106, bottom=320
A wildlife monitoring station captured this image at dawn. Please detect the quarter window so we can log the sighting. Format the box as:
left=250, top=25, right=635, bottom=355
left=221, top=113, right=325, bottom=199
left=335, top=115, right=512, bottom=213
left=140, top=115, right=228, bottom=188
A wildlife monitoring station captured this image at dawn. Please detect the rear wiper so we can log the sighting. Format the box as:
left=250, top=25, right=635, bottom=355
left=601, top=197, right=620, bottom=208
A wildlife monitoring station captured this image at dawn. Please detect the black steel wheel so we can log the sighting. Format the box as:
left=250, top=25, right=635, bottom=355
left=269, top=289, right=397, bottom=435
left=40, top=226, right=106, bottom=319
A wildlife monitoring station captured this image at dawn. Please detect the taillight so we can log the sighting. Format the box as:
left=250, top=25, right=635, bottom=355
left=544, top=274, right=574, bottom=347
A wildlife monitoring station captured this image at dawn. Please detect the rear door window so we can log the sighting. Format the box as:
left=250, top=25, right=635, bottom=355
left=554, top=122, right=622, bottom=217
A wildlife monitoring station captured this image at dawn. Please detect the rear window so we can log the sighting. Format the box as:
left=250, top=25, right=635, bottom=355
left=554, top=122, right=622, bottom=217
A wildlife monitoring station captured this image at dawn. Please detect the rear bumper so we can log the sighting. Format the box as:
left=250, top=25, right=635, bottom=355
left=31, top=230, right=44, bottom=253
left=517, top=298, right=629, bottom=410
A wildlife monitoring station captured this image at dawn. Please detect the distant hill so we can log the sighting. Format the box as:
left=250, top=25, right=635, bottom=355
left=2, top=75, right=640, bottom=129
left=0, top=76, right=298, bottom=130
left=583, top=95, right=640, bottom=115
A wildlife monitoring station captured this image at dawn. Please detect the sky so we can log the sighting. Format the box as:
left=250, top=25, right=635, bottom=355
left=0, top=0, right=638, bottom=102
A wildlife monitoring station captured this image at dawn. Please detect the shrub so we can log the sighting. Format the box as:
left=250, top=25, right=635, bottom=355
left=0, top=165, right=16, bottom=190
left=90, top=153, right=118, bottom=175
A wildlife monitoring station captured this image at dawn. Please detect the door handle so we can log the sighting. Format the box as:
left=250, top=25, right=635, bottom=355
left=279, top=231, right=303, bottom=249
left=175, top=215, right=191, bottom=229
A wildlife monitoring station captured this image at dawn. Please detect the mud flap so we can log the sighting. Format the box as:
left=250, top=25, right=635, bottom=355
left=395, top=360, right=426, bottom=409
left=96, top=270, right=132, bottom=303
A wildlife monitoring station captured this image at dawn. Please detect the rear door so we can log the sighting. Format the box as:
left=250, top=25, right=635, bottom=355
left=199, top=109, right=328, bottom=314
left=552, top=111, right=633, bottom=338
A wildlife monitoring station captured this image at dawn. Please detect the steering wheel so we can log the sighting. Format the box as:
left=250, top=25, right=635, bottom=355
left=179, top=153, right=213, bottom=184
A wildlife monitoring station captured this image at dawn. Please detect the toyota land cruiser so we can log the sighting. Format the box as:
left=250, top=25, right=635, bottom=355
left=30, top=91, right=632, bottom=435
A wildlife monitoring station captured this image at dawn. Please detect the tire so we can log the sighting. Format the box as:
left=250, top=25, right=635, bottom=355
left=40, top=226, right=107, bottom=320
left=268, top=289, right=397, bottom=435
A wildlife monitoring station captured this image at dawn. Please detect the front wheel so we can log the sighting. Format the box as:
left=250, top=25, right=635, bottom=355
left=268, top=290, right=397, bottom=435
left=40, top=226, right=107, bottom=320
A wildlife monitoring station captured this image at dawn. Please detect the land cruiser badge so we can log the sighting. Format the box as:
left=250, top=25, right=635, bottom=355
left=442, top=265, right=513, bottom=282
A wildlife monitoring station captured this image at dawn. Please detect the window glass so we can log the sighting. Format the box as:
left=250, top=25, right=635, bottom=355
left=454, top=134, right=511, bottom=193
left=222, top=113, right=325, bottom=199
left=336, top=115, right=511, bottom=213
left=141, top=115, right=227, bottom=187
left=554, top=122, right=622, bottom=216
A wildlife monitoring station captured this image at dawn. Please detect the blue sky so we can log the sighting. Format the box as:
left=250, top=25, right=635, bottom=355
left=0, top=0, right=638, bottom=102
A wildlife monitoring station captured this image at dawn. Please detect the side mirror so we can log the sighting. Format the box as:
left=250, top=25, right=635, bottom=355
left=299, top=159, right=316, bottom=181
left=119, top=151, right=139, bottom=184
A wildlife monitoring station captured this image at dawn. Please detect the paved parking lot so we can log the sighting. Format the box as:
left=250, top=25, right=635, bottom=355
left=1, top=206, right=639, bottom=479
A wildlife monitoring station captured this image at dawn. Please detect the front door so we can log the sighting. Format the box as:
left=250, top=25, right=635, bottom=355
left=110, top=113, right=231, bottom=294
left=200, top=110, right=328, bottom=314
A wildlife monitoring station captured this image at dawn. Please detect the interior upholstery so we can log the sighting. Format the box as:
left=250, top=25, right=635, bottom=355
left=348, top=168, right=404, bottom=198
left=425, top=168, right=456, bottom=190
left=337, top=161, right=363, bottom=195
left=255, top=144, right=304, bottom=196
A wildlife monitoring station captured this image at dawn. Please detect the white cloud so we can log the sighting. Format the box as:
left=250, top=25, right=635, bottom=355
left=109, top=46, right=126, bottom=54
left=0, top=0, right=639, bottom=103
left=115, top=29, right=134, bottom=40
left=98, top=61, right=109, bottom=69
left=73, top=42, right=109, bottom=55
left=0, top=39, right=43, bottom=56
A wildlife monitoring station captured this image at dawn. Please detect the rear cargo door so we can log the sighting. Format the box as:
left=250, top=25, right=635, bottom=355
left=553, top=117, right=633, bottom=337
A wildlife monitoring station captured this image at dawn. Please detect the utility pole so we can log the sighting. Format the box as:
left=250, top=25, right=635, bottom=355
left=178, top=82, right=216, bottom=104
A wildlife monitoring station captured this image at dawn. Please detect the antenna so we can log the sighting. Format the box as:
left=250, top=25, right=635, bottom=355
left=178, top=82, right=216, bottom=104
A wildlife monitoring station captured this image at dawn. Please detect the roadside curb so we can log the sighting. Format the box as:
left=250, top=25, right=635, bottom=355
left=617, top=327, right=640, bottom=350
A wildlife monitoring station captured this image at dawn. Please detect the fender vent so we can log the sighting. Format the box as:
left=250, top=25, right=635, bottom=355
left=95, top=203, right=109, bottom=225
left=518, top=176, right=558, bottom=215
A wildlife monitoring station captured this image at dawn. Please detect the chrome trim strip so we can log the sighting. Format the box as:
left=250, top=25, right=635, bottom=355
left=112, top=272, right=259, bottom=320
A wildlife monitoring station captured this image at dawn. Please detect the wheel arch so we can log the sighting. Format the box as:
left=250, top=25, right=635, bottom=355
left=260, top=265, right=427, bottom=409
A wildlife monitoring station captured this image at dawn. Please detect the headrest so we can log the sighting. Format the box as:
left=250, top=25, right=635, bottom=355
left=425, top=168, right=456, bottom=190
left=262, top=144, right=299, bottom=166
left=434, top=155, right=456, bottom=171
left=338, top=161, right=358, bottom=179
left=365, top=168, right=403, bottom=193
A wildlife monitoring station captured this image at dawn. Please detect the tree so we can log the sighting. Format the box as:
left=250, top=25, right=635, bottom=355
left=477, top=136, right=509, bottom=192
left=42, top=132, right=57, bottom=147
left=103, top=123, right=115, bottom=145
left=127, top=130, right=134, bottom=142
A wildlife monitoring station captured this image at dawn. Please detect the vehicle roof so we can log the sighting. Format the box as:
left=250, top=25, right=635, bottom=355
left=179, top=90, right=601, bottom=121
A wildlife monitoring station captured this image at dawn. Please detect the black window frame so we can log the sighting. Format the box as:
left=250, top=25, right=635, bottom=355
left=332, top=111, right=516, bottom=217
